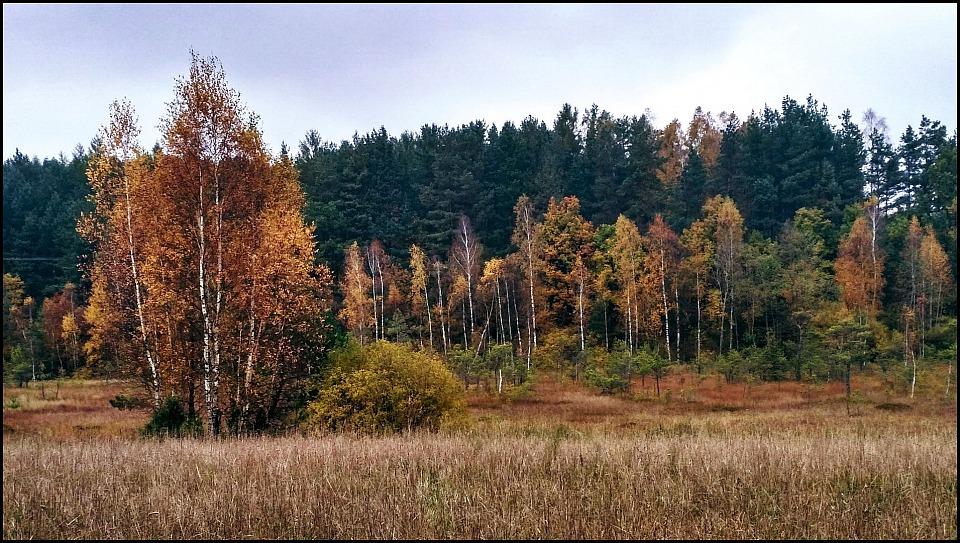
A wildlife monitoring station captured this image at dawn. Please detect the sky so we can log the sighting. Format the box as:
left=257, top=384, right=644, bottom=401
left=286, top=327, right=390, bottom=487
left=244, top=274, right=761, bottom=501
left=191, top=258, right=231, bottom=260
left=3, top=3, right=957, bottom=162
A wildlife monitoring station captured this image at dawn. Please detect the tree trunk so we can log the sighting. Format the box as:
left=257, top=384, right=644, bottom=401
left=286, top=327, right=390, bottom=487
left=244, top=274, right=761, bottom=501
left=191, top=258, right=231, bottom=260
left=424, top=282, right=434, bottom=350
left=578, top=273, right=585, bottom=352
left=660, top=247, right=671, bottom=362
left=435, top=265, right=448, bottom=355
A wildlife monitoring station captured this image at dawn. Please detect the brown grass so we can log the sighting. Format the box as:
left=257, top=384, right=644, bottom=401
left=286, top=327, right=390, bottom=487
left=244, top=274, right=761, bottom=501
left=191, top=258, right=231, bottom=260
left=465, top=368, right=957, bottom=435
left=3, top=379, right=150, bottom=438
left=3, top=371, right=957, bottom=540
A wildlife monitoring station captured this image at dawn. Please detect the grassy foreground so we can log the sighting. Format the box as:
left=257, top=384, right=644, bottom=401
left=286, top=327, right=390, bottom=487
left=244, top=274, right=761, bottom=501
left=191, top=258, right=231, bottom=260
left=3, top=373, right=957, bottom=539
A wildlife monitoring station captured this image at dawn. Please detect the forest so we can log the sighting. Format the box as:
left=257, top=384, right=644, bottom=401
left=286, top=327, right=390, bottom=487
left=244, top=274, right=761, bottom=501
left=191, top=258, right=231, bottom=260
left=2, top=53, right=957, bottom=437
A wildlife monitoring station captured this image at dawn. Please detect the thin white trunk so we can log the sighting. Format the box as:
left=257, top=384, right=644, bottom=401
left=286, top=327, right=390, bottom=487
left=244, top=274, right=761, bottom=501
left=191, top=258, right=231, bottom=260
left=475, top=305, right=493, bottom=358
left=728, top=284, right=735, bottom=352
left=377, top=258, right=386, bottom=340
left=370, top=262, right=379, bottom=342
left=503, top=278, right=514, bottom=344
left=123, top=173, right=161, bottom=409
left=867, top=202, right=881, bottom=311
left=461, top=299, right=468, bottom=348
left=355, top=267, right=366, bottom=346
left=578, top=266, right=585, bottom=352
left=603, top=300, right=609, bottom=351
left=509, top=279, right=523, bottom=358
left=910, top=347, right=917, bottom=399
left=674, top=285, right=681, bottom=362
left=495, top=279, right=505, bottom=344
left=454, top=218, right=478, bottom=343
left=198, top=175, right=214, bottom=435
left=523, top=208, right=538, bottom=354
left=903, top=312, right=909, bottom=367
left=242, top=273, right=262, bottom=435
left=211, top=171, right=224, bottom=436
left=628, top=261, right=637, bottom=354
left=467, top=274, right=475, bottom=343
left=435, top=265, right=448, bottom=355
left=423, top=282, right=434, bottom=350
left=696, top=272, right=702, bottom=366
left=718, top=271, right=727, bottom=356
left=659, top=247, right=671, bottom=362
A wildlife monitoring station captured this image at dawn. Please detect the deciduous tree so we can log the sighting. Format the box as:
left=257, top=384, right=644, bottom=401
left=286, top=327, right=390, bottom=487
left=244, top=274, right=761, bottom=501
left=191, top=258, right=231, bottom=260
left=644, top=214, right=682, bottom=361
left=450, top=214, right=482, bottom=345
left=512, top=195, right=540, bottom=367
left=340, top=242, right=371, bottom=345
left=79, top=98, right=163, bottom=408
left=537, top=196, right=595, bottom=337
left=612, top=215, right=644, bottom=353
left=835, top=205, right=885, bottom=321
left=82, top=52, right=332, bottom=435
left=409, top=244, right=433, bottom=349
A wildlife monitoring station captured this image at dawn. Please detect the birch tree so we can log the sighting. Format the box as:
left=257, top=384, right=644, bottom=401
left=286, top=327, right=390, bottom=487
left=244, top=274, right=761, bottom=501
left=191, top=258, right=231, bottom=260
left=409, top=244, right=433, bottom=349
left=512, top=195, right=540, bottom=368
left=366, top=239, right=387, bottom=341
left=481, top=258, right=507, bottom=346
left=835, top=215, right=885, bottom=322
left=159, top=52, right=260, bottom=435
left=340, top=242, right=372, bottom=345
left=645, top=214, right=682, bottom=361
left=79, top=99, right=163, bottom=408
left=537, top=196, right=594, bottom=336
left=612, top=215, right=644, bottom=354
left=680, top=219, right=714, bottom=370
left=702, top=196, right=744, bottom=354
left=432, top=256, right=449, bottom=355
left=450, top=214, right=482, bottom=345
left=82, top=52, right=333, bottom=435
left=919, top=224, right=953, bottom=328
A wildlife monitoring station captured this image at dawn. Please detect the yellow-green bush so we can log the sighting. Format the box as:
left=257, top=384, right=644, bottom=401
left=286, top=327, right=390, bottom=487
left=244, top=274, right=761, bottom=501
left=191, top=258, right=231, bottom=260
left=302, top=341, right=466, bottom=434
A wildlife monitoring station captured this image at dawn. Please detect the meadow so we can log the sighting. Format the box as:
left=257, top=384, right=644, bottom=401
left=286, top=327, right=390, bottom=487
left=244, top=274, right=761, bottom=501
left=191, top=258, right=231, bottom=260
left=3, top=370, right=957, bottom=539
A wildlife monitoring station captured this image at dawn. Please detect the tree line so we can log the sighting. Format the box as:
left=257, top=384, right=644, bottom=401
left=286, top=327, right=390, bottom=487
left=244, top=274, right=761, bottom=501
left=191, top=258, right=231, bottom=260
left=3, top=53, right=957, bottom=435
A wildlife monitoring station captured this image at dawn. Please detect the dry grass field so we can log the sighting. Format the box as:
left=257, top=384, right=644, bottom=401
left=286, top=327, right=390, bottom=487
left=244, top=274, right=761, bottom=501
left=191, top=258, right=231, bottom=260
left=3, top=368, right=957, bottom=539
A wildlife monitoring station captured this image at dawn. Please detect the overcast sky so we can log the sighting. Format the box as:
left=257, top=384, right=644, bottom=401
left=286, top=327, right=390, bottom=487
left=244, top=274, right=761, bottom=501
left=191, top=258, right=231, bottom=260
left=3, top=3, right=957, bottom=162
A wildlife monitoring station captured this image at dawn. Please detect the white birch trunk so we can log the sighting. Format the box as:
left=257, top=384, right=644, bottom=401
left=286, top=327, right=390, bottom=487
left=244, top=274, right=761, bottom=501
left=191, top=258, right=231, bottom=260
left=659, top=247, right=671, bottom=362
left=123, top=171, right=161, bottom=409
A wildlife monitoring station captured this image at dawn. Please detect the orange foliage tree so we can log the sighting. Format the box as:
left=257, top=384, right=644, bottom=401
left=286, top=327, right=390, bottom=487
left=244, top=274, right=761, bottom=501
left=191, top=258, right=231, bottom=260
left=644, top=214, right=683, bottom=361
left=80, top=52, right=332, bottom=436
left=834, top=211, right=885, bottom=321
left=536, top=196, right=595, bottom=340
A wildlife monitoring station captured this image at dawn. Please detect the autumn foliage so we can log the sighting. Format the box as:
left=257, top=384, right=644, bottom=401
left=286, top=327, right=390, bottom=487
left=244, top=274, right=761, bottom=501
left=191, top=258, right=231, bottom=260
left=302, top=340, right=466, bottom=434
left=78, top=52, right=332, bottom=436
left=3, top=55, right=956, bottom=442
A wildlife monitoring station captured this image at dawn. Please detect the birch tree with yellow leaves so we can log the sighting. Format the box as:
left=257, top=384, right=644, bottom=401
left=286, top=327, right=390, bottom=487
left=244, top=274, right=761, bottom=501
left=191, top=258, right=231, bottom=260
left=81, top=52, right=332, bottom=436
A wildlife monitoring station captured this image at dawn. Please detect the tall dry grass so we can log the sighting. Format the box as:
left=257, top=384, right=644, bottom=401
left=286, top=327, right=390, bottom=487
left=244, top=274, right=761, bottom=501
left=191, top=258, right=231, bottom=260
left=3, top=373, right=956, bottom=539
left=4, top=418, right=956, bottom=539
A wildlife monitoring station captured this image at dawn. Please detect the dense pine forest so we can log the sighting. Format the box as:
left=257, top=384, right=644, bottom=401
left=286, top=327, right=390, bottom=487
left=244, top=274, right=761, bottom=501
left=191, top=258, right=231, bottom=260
left=3, top=54, right=956, bottom=436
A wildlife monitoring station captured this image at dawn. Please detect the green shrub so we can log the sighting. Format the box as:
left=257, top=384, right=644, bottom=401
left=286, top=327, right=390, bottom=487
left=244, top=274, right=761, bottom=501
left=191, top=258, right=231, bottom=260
left=584, top=342, right=633, bottom=394
left=142, top=396, right=203, bottom=437
left=4, top=346, right=32, bottom=386
left=110, top=393, right=149, bottom=411
left=303, top=340, right=466, bottom=434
